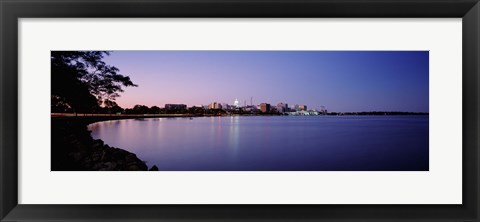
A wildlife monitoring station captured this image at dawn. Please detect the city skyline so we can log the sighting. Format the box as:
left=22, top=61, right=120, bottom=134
left=103, top=51, right=429, bottom=112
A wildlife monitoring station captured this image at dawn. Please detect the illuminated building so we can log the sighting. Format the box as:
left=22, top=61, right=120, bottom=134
left=208, top=102, right=222, bottom=109
left=295, top=104, right=307, bottom=111
left=259, top=103, right=271, bottom=113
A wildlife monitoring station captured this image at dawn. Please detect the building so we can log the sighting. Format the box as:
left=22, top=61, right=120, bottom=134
left=259, top=103, right=271, bottom=113
left=208, top=102, right=214, bottom=109
left=243, top=105, right=257, bottom=112
left=295, top=104, right=307, bottom=111
left=234, top=99, right=240, bottom=108
left=308, top=110, right=319, bottom=115
left=165, top=104, right=187, bottom=111
left=221, top=103, right=229, bottom=110
left=276, top=103, right=288, bottom=113
left=208, top=102, right=222, bottom=109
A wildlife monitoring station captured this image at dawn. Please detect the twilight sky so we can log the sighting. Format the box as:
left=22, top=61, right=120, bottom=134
left=102, top=51, right=429, bottom=112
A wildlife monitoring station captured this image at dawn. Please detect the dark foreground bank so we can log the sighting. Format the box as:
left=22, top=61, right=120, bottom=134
left=51, top=116, right=160, bottom=171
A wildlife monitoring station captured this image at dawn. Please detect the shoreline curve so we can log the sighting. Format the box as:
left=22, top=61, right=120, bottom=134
left=51, top=115, right=182, bottom=171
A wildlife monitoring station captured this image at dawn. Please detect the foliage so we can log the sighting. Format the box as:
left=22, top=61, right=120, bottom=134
left=150, top=106, right=161, bottom=114
left=124, top=105, right=162, bottom=114
left=51, top=51, right=137, bottom=113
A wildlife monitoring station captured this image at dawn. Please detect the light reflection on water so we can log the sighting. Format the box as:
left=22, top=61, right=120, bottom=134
left=88, top=116, right=429, bottom=171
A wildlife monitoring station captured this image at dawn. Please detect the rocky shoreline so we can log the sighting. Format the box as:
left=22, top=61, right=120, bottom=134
left=52, top=117, right=158, bottom=171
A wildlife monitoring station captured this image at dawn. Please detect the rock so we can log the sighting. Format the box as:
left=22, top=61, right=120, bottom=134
left=52, top=118, right=150, bottom=171
left=139, top=164, right=148, bottom=171
left=116, top=160, right=125, bottom=166
left=94, top=139, right=104, bottom=145
left=91, top=151, right=102, bottom=161
left=92, top=163, right=104, bottom=170
left=92, top=140, right=104, bottom=148
left=126, top=164, right=141, bottom=171
left=125, top=154, right=138, bottom=163
left=101, top=162, right=117, bottom=170
left=71, top=152, right=84, bottom=162
left=100, top=150, right=107, bottom=161
left=149, top=165, right=159, bottom=171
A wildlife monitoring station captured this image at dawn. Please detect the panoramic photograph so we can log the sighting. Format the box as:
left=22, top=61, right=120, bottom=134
left=51, top=50, right=429, bottom=171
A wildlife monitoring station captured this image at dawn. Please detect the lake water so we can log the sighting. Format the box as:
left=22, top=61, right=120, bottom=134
left=88, top=116, right=428, bottom=171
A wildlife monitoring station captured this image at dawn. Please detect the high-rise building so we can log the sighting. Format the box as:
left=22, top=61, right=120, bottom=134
left=234, top=99, right=240, bottom=108
left=221, top=103, right=229, bottom=110
left=208, top=102, right=216, bottom=109
left=259, top=103, right=271, bottom=113
left=208, top=102, right=222, bottom=109
left=276, top=103, right=288, bottom=113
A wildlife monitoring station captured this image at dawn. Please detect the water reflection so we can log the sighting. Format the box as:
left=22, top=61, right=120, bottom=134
left=228, top=116, right=240, bottom=157
left=88, top=116, right=429, bottom=171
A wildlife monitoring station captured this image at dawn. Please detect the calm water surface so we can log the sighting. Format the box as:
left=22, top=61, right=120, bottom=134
left=88, top=116, right=428, bottom=171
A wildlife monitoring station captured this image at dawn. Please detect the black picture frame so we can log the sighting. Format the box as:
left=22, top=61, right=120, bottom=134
left=1, top=0, right=479, bottom=221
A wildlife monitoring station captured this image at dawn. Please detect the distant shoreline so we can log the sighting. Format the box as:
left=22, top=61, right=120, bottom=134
left=51, top=111, right=428, bottom=119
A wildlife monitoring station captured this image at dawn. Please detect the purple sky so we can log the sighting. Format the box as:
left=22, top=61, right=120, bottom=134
left=102, top=51, right=429, bottom=112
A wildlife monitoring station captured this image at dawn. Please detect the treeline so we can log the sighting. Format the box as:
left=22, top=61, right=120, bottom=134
left=326, top=111, right=429, bottom=115
left=123, top=106, right=283, bottom=115
left=123, top=105, right=226, bottom=115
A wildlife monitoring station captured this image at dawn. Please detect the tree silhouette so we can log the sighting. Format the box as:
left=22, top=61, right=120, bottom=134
left=150, top=106, right=161, bottom=114
left=51, top=51, right=137, bottom=113
left=103, top=100, right=124, bottom=114
left=132, top=104, right=150, bottom=114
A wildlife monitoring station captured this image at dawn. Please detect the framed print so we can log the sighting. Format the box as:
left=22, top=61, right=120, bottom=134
left=1, top=0, right=479, bottom=221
